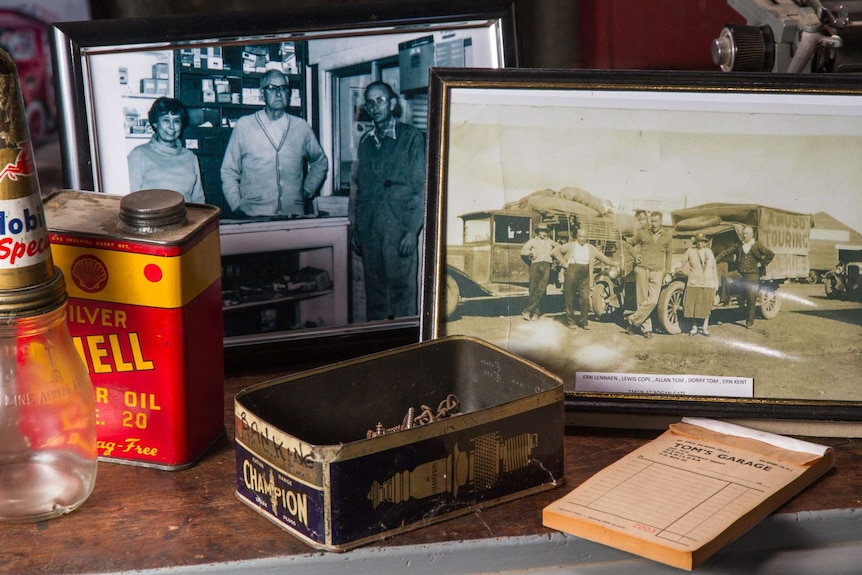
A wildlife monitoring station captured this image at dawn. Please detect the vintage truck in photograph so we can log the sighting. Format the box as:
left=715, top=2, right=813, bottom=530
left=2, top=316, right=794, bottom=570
left=443, top=197, right=813, bottom=334
left=823, top=245, right=862, bottom=301
left=591, top=203, right=813, bottom=333
left=443, top=188, right=635, bottom=319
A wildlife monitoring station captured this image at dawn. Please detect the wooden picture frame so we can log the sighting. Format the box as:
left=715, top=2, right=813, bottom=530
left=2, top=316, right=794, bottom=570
left=422, top=67, right=862, bottom=422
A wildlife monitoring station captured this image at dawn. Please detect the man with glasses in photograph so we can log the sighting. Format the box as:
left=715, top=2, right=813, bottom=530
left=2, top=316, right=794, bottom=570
left=221, top=69, right=328, bottom=217
left=349, top=81, right=425, bottom=321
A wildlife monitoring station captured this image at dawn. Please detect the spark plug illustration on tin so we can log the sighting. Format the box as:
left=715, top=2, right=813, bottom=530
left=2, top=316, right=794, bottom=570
left=367, top=431, right=539, bottom=508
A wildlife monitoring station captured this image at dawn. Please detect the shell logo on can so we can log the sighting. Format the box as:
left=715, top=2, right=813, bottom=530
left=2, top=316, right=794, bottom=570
left=71, top=255, right=109, bottom=293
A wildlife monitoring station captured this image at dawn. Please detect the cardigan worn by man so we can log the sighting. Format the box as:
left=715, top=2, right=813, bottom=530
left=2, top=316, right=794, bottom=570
left=220, top=111, right=328, bottom=217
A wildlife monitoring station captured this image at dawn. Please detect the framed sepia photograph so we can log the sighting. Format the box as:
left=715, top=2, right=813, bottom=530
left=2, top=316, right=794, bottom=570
left=421, top=67, right=862, bottom=422
left=50, top=0, right=517, bottom=351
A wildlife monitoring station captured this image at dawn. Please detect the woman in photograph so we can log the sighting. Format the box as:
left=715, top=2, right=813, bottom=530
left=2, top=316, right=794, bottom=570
left=678, top=232, right=719, bottom=336
left=127, top=97, right=204, bottom=203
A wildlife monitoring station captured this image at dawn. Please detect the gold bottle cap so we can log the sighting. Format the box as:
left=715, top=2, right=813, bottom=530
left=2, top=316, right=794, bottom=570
left=0, top=268, right=67, bottom=317
left=0, top=47, right=54, bottom=291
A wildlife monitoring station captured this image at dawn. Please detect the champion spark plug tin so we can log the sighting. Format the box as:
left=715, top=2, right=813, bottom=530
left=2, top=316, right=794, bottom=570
left=234, top=335, right=565, bottom=551
left=43, top=189, right=224, bottom=469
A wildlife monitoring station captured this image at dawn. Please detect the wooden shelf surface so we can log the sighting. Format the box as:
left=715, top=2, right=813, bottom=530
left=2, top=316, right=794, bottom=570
left=3, top=365, right=860, bottom=574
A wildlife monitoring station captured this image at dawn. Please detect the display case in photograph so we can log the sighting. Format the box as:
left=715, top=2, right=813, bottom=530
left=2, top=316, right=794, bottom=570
left=219, top=218, right=348, bottom=345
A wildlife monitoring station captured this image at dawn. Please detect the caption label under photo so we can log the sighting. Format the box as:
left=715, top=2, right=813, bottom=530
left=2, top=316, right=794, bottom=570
left=576, top=372, right=754, bottom=398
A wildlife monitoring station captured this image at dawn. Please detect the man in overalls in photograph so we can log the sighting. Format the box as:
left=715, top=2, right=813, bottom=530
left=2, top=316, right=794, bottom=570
left=220, top=70, right=328, bottom=217
left=349, top=81, right=426, bottom=320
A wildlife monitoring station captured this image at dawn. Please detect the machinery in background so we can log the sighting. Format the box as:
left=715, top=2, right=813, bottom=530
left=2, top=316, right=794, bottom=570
left=712, top=0, right=862, bottom=72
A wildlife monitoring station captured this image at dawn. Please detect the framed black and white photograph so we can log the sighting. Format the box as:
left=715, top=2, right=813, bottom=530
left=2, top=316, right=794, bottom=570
left=422, top=67, right=862, bottom=422
left=50, top=0, right=517, bottom=350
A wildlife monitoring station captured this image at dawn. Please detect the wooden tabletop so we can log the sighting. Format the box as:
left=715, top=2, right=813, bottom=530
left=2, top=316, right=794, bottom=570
left=3, top=354, right=861, bottom=574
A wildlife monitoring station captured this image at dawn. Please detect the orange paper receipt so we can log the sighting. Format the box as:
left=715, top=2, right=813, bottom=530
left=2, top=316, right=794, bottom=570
left=543, top=417, right=834, bottom=571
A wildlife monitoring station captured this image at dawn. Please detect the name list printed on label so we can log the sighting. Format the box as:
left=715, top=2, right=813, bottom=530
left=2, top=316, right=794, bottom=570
left=576, top=372, right=754, bottom=398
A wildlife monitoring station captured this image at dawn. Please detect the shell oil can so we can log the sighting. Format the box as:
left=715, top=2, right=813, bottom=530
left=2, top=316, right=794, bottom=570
left=43, top=189, right=223, bottom=469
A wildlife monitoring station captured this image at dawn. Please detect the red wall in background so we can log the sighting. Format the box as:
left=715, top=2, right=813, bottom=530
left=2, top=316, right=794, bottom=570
left=578, top=0, right=746, bottom=70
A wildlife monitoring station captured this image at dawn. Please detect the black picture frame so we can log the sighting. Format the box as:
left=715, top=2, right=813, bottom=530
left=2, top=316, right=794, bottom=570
left=422, top=67, right=862, bottom=423
left=50, top=1, right=518, bottom=355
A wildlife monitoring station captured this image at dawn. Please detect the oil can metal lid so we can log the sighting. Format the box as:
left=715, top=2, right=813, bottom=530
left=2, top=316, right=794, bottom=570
left=119, top=189, right=187, bottom=234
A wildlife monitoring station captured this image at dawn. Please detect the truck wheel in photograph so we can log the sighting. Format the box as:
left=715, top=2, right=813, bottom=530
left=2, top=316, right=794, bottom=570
left=444, top=273, right=460, bottom=318
left=657, top=280, right=685, bottom=335
left=590, top=280, right=614, bottom=319
left=759, top=288, right=782, bottom=319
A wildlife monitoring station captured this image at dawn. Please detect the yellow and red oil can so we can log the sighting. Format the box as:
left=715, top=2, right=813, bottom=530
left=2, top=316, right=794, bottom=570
left=43, top=189, right=224, bottom=469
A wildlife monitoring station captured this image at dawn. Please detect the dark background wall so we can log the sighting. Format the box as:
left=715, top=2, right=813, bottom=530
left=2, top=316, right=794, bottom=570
left=86, top=0, right=745, bottom=71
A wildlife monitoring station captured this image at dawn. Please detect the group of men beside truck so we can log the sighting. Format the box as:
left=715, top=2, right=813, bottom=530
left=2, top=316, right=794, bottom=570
left=520, top=206, right=780, bottom=338
left=445, top=198, right=814, bottom=336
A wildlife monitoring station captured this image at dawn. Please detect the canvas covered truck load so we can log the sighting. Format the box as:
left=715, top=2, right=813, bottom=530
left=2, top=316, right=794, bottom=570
left=671, top=203, right=812, bottom=282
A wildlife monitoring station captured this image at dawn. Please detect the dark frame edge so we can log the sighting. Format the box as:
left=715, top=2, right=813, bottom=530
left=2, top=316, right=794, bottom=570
left=567, top=395, right=862, bottom=422
left=50, top=24, right=93, bottom=191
